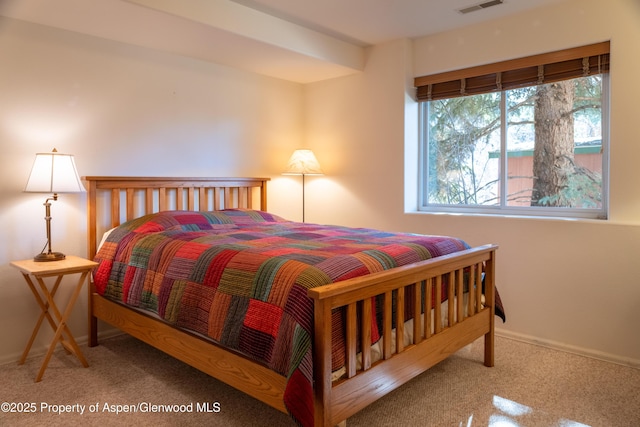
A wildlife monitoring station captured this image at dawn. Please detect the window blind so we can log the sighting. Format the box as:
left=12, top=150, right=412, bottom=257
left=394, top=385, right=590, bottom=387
left=415, top=41, right=610, bottom=101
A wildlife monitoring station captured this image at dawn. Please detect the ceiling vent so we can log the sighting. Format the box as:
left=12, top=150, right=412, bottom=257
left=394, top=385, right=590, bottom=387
left=458, top=0, right=504, bottom=14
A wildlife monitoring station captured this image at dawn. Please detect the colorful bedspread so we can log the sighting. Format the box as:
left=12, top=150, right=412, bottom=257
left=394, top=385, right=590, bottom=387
left=93, top=210, right=495, bottom=426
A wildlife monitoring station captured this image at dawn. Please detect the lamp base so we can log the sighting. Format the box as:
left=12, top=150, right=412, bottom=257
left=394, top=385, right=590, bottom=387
left=33, top=252, right=66, bottom=262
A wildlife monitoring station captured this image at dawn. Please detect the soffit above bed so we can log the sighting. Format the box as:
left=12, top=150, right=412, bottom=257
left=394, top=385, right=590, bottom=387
left=0, top=0, right=364, bottom=84
left=0, top=0, right=569, bottom=84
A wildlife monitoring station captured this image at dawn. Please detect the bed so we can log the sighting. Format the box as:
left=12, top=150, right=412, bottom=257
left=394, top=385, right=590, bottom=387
left=84, top=176, right=501, bottom=427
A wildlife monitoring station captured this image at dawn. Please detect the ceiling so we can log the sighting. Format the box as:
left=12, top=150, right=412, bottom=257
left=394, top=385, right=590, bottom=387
left=0, top=0, right=567, bottom=83
left=229, top=0, right=565, bottom=46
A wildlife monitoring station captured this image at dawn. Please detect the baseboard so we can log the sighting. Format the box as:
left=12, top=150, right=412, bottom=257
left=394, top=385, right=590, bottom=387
left=0, top=328, right=124, bottom=366
left=4, top=326, right=638, bottom=370
left=496, top=328, right=640, bottom=370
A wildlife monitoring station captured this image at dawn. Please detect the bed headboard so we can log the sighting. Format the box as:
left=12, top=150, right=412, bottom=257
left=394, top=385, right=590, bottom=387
left=83, top=176, right=270, bottom=259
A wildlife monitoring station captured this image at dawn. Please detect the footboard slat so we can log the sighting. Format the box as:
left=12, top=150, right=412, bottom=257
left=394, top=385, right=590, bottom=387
left=434, top=275, right=442, bottom=333
left=468, top=264, right=476, bottom=316
left=383, top=291, right=392, bottom=360
left=396, top=287, right=405, bottom=354
left=424, top=278, right=433, bottom=339
left=476, top=263, right=483, bottom=314
left=413, top=282, right=422, bottom=344
left=447, top=271, right=455, bottom=327
left=345, top=302, right=357, bottom=378
left=361, top=298, right=372, bottom=370
left=456, top=268, right=464, bottom=322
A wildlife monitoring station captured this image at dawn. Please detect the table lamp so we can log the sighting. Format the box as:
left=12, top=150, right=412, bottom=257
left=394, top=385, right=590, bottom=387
left=24, top=148, right=85, bottom=262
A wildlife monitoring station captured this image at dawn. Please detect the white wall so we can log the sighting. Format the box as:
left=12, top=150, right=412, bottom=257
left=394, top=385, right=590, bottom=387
left=2, top=0, right=639, bottom=369
left=305, top=0, right=640, bottom=366
left=0, top=17, right=303, bottom=364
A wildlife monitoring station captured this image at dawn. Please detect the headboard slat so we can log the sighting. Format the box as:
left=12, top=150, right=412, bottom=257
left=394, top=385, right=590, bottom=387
left=214, top=188, right=222, bottom=210
left=176, top=187, right=184, bottom=210
left=199, top=187, right=207, bottom=210
left=145, top=189, right=153, bottom=213
left=242, top=187, right=251, bottom=209
left=111, top=189, right=120, bottom=228
left=188, top=187, right=195, bottom=210
left=224, top=188, right=232, bottom=208
left=159, top=187, right=167, bottom=211
left=126, top=188, right=135, bottom=221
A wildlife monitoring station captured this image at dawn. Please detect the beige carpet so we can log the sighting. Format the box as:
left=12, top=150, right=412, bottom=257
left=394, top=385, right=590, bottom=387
left=1, top=335, right=638, bottom=426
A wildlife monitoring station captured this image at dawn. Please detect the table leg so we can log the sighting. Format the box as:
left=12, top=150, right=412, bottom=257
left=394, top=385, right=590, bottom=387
left=34, top=271, right=90, bottom=382
left=19, top=274, right=66, bottom=364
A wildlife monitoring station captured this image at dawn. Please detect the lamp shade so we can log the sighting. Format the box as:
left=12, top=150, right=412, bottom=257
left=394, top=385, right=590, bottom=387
left=25, top=149, right=84, bottom=194
left=283, top=149, right=323, bottom=175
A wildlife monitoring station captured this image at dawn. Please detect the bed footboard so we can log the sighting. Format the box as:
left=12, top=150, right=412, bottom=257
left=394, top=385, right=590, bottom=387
left=308, top=244, right=497, bottom=427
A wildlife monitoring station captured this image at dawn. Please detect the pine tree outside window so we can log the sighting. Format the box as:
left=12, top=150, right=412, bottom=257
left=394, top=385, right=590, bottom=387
left=415, top=42, right=610, bottom=219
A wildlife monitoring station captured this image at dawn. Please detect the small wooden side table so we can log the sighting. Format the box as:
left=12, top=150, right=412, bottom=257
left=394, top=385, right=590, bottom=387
left=10, top=255, right=98, bottom=382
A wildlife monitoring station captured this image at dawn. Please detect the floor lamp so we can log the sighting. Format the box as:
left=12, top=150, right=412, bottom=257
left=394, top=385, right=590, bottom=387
left=24, top=148, right=85, bottom=262
left=283, top=149, right=323, bottom=222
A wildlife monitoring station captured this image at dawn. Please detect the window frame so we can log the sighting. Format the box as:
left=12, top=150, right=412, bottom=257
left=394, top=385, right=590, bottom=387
left=415, top=43, right=610, bottom=220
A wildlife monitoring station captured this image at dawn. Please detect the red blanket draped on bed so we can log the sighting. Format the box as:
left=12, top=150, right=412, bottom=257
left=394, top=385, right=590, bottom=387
left=93, top=210, right=501, bottom=426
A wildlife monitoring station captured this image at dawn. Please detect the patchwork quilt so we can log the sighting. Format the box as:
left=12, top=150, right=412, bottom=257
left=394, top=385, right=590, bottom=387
left=93, top=210, right=498, bottom=426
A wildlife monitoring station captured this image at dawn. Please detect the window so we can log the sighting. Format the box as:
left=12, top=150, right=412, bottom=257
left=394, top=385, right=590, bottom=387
left=415, top=42, right=610, bottom=219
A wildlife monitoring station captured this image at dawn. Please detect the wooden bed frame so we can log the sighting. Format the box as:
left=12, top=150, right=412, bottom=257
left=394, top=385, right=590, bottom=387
left=84, top=176, right=498, bottom=427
